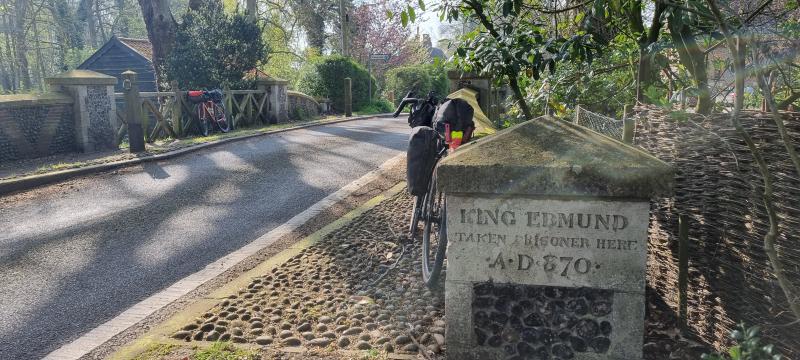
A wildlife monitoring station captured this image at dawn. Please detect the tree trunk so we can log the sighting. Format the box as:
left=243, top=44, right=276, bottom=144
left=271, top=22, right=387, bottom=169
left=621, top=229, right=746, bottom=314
left=669, top=20, right=711, bottom=114
left=47, top=0, right=71, bottom=69
left=32, top=17, right=46, bottom=90
left=94, top=0, right=107, bottom=43
left=14, top=0, right=31, bottom=90
left=246, top=0, right=257, bottom=21
left=137, top=0, right=176, bottom=89
left=633, top=0, right=664, bottom=103
left=3, top=14, right=17, bottom=91
left=85, top=0, right=98, bottom=48
left=509, top=76, right=533, bottom=120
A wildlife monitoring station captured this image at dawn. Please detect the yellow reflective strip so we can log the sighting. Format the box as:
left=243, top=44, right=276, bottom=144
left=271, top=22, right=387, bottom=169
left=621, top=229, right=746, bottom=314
left=451, top=131, right=463, bottom=139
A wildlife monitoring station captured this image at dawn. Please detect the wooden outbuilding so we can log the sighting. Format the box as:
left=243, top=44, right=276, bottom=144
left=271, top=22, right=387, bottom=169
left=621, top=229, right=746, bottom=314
left=77, top=36, right=157, bottom=92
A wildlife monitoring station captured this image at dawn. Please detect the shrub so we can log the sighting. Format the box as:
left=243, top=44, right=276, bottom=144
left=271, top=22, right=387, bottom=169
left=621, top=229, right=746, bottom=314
left=386, top=64, right=449, bottom=104
left=358, top=98, right=395, bottom=115
left=428, top=64, right=450, bottom=98
left=296, top=56, right=375, bottom=112
left=701, top=324, right=783, bottom=360
left=166, top=2, right=268, bottom=89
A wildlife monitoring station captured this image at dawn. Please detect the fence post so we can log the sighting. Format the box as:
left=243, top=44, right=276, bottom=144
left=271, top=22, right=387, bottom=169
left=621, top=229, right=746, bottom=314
left=622, top=104, right=635, bottom=144
left=122, top=71, right=145, bottom=152
left=344, top=77, right=352, bottom=117
left=678, top=214, right=689, bottom=333
left=574, top=106, right=581, bottom=125
left=171, top=81, right=183, bottom=137
left=224, top=86, right=235, bottom=129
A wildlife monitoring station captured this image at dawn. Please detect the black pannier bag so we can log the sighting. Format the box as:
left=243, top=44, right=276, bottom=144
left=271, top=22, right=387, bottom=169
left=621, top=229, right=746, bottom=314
left=408, top=102, right=436, bottom=128
left=433, top=98, right=475, bottom=136
left=407, top=126, right=438, bottom=196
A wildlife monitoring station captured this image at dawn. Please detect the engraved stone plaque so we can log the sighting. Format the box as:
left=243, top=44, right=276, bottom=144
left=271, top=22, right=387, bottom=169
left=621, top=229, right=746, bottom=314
left=447, top=196, right=650, bottom=292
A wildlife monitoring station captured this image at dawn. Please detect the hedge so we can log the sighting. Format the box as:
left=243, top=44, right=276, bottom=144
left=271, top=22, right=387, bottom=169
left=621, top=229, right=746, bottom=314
left=297, top=56, right=376, bottom=112
left=385, top=64, right=449, bottom=104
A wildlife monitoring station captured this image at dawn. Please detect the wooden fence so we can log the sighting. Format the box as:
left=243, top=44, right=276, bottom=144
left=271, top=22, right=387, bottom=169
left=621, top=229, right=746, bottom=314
left=114, top=85, right=274, bottom=144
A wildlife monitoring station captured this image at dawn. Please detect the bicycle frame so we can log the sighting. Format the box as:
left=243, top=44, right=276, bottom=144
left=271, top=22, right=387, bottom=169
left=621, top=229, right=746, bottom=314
left=198, top=101, right=218, bottom=123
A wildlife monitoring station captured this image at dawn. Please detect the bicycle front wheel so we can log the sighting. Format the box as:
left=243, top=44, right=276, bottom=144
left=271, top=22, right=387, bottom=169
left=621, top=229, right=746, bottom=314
left=421, top=171, right=447, bottom=288
left=196, top=104, right=210, bottom=136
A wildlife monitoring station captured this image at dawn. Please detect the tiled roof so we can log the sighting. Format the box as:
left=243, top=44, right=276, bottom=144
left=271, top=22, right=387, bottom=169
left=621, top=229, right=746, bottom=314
left=244, top=68, right=272, bottom=80
left=118, top=37, right=153, bottom=62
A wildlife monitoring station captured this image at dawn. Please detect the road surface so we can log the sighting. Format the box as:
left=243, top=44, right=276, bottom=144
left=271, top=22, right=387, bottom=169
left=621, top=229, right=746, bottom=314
left=0, top=116, right=408, bottom=359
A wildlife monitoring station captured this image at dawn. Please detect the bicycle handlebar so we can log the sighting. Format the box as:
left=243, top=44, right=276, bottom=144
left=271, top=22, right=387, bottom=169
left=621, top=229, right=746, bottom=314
left=393, top=91, right=416, bottom=117
left=392, top=91, right=440, bottom=118
left=393, top=97, right=424, bottom=117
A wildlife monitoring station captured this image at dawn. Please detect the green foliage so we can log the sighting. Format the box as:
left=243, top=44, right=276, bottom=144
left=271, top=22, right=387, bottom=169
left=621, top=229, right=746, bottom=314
left=701, top=324, right=783, bottom=360
left=260, top=12, right=305, bottom=86
left=166, top=2, right=268, bottom=89
left=385, top=64, right=449, bottom=104
left=428, top=64, right=450, bottom=97
left=443, top=0, right=598, bottom=81
left=518, top=33, right=638, bottom=119
left=296, top=55, right=376, bottom=112
left=290, top=106, right=311, bottom=121
left=643, top=85, right=670, bottom=107
left=193, top=342, right=258, bottom=360
left=358, top=98, right=395, bottom=115
left=386, top=66, right=431, bottom=102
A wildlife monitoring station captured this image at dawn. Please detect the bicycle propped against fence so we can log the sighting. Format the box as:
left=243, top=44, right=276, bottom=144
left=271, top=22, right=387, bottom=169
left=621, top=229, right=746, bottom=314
left=188, top=89, right=230, bottom=136
left=393, top=91, right=475, bottom=288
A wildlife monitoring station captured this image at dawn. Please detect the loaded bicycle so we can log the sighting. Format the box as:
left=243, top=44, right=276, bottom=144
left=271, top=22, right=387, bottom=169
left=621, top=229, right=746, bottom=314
left=188, top=89, right=230, bottom=136
left=393, top=91, right=475, bottom=288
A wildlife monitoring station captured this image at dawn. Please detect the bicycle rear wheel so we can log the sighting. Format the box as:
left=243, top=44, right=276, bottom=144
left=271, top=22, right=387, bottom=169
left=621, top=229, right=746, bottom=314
left=421, top=171, right=447, bottom=288
left=213, top=103, right=230, bottom=132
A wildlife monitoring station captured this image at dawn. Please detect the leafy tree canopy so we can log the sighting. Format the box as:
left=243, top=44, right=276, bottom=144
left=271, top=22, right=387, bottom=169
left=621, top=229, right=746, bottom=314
left=166, top=1, right=268, bottom=89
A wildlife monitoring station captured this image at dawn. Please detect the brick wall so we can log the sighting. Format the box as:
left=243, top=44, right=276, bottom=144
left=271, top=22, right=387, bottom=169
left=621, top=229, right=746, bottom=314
left=0, top=94, right=76, bottom=163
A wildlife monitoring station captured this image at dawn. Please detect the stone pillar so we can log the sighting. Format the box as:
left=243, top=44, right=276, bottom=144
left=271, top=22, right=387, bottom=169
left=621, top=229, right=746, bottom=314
left=256, top=77, right=289, bottom=123
left=46, top=70, right=118, bottom=152
left=319, top=98, right=330, bottom=113
left=437, top=116, right=673, bottom=360
left=344, top=77, right=352, bottom=117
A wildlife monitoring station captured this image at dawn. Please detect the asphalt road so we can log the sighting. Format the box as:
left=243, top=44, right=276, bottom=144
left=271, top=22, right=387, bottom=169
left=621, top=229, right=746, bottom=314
left=0, top=116, right=408, bottom=360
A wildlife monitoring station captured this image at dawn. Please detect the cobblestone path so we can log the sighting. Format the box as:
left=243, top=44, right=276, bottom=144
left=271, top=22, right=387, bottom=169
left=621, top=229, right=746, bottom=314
left=173, top=191, right=447, bottom=359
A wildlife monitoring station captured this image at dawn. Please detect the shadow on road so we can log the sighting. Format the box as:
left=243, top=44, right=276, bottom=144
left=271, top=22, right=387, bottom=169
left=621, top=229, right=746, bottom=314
left=0, top=119, right=408, bottom=359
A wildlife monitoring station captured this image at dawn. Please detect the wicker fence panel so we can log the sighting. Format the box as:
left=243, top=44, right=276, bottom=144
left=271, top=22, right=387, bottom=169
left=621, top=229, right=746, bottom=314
left=633, top=106, right=800, bottom=357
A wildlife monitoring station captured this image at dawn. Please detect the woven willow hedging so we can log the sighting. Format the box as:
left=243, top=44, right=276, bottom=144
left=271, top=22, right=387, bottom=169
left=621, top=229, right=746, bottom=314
left=633, top=106, right=800, bottom=357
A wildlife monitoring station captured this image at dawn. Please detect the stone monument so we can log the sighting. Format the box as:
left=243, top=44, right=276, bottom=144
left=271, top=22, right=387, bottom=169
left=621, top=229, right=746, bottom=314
left=437, top=116, right=673, bottom=360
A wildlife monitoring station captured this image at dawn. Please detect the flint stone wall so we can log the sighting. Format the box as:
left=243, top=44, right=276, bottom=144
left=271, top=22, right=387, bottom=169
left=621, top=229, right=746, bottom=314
left=86, top=85, right=116, bottom=151
left=0, top=95, right=76, bottom=163
left=288, top=91, right=321, bottom=120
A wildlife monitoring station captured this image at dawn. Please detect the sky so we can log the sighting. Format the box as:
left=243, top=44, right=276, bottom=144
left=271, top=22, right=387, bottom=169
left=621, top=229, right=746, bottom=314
left=417, top=10, right=444, bottom=44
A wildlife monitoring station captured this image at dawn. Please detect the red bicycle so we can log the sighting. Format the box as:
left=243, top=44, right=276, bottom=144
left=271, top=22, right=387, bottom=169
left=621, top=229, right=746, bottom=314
left=188, top=89, right=230, bottom=136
